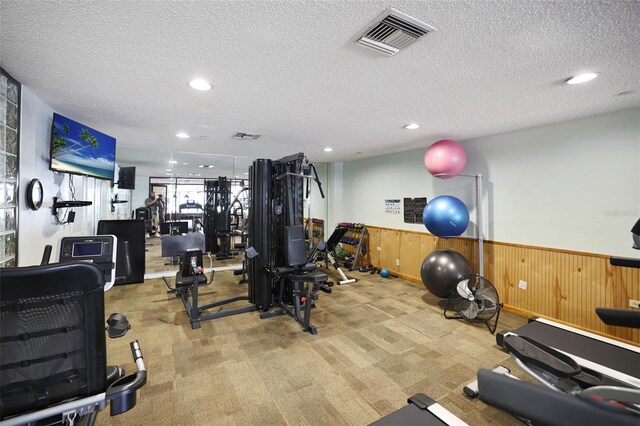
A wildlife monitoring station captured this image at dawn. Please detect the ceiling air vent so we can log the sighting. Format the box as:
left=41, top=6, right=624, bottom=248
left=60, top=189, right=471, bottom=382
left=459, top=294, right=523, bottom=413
left=354, top=8, right=437, bottom=56
left=233, top=132, right=261, bottom=140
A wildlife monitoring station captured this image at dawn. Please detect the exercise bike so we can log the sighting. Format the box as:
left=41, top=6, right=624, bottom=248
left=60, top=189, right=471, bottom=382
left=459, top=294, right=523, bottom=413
left=0, top=236, right=147, bottom=426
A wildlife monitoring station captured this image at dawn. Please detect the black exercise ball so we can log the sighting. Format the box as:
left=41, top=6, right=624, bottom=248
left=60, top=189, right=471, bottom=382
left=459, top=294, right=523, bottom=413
left=420, top=250, right=473, bottom=298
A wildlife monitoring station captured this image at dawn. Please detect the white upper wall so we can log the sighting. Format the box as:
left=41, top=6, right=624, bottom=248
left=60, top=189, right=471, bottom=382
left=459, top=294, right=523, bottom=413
left=17, top=84, right=640, bottom=261
left=18, top=86, right=118, bottom=266
left=341, top=108, right=640, bottom=258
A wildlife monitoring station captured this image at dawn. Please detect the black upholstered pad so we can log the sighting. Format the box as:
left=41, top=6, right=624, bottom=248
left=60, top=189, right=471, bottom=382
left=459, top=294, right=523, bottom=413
left=0, top=262, right=107, bottom=419
left=478, top=369, right=639, bottom=426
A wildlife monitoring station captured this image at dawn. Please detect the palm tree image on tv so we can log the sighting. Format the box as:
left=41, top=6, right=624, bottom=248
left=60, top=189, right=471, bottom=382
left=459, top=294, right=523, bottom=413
left=52, top=125, right=98, bottom=156
left=50, top=114, right=116, bottom=180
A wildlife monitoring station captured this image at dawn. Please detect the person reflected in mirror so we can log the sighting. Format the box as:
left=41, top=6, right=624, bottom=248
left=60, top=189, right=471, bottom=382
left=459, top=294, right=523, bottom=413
left=156, top=194, right=165, bottom=223
left=145, top=191, right=159, bottom=228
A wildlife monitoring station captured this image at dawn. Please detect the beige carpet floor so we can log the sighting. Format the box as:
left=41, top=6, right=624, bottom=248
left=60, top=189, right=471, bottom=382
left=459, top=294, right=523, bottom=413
left=97, top=249, right=527, bottom=425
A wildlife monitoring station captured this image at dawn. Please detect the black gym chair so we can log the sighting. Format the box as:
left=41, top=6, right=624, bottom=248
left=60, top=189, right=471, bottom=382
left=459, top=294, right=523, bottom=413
left=0, top=262, right=146, bottom=426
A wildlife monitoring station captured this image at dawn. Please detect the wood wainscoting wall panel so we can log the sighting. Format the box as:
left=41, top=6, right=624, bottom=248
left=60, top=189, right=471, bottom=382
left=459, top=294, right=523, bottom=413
left=379, top=228, right=400, bottom=270
left=398, top=231, right=425, bottom=277
left=359, top=226, right=639, bottom=344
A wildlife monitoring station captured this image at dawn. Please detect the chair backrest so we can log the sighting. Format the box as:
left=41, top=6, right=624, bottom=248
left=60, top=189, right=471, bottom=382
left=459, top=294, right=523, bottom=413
left=161, top=232, right=206, bottom=258
left=0, top=262, right=107, bottom=419
left=216, top=210, right=230, bottom=233
left=160, top=221, right=189, bottom=235
left=180, top=249, right=203, bottom=277
left=135, top=207, right=150, bottom=221
left=326, top=227, right=349, bottom=252
left=97, top=219, right=146, bottom=284
left=285, top=225, right=307, bottom=267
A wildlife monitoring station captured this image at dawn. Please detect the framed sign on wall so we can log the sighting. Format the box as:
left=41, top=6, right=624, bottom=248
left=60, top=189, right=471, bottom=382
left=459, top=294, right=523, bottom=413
left=403, top=197, right=428, bottom=224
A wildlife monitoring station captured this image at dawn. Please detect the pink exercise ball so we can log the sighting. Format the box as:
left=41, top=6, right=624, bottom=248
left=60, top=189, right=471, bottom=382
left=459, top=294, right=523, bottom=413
left=424, top=139, right=467, bottom=178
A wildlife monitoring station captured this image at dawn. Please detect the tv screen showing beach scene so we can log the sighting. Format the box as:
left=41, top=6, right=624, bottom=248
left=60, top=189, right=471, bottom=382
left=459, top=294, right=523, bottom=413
left=50, top=113, right=116, bottom=181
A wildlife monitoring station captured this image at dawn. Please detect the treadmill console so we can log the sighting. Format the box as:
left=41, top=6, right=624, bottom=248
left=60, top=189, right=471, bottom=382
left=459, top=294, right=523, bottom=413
left=59, top=235, right=117, bottom=291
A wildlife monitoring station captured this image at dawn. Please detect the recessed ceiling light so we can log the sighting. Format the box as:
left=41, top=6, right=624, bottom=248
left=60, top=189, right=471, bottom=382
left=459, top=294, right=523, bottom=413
left=176, top=132, right=190, bottom=139
left=243, top=172, right=249, bottom=175
left=404, top=123, right=420, bottom=130
left=166, top=169, right=171, bottom=172
left=198, top=165, right=204, bottom=168
left=168, top=160, right=178, bottom=164
left=189, top=79, right=211, bottom=91
left=323, top=147, right=333, bottom=152
left=566, top=73, right=598, bottom=85
left=182, top=162, right=188, bottom=165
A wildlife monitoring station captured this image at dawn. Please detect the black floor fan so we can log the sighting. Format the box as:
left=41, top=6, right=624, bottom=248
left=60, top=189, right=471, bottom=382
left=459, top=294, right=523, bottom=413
left=444, top=275, right=502, bottom=334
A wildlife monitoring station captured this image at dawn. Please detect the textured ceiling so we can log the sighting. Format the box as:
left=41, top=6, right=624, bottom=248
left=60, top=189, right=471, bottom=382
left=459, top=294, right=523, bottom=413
left=1, top=0, right=639, bottom=177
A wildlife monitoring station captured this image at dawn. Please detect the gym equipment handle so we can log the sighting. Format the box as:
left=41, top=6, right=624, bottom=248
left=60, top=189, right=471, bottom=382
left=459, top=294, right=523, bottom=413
left=106, top=340, right=147, bottom=416
left=596, top=307, right=640, bottom=328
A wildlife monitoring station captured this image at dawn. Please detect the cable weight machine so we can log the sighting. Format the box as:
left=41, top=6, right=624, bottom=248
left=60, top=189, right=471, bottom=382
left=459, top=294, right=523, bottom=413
left=168, top=153, right=328, bottom=333
left=248, top=153, right=329, bottom=333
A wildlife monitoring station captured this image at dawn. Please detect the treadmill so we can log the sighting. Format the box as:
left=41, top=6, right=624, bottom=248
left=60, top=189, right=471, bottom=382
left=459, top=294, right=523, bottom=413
left=497, top=253, right=640, bottom=389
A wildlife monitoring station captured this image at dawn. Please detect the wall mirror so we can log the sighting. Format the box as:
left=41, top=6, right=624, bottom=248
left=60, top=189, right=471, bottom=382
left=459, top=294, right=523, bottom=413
left=115, top=148, right=328, bottom=276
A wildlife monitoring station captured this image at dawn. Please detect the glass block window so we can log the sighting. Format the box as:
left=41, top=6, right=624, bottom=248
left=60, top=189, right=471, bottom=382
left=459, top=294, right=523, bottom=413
left=0, top=68, right=20, bottom=267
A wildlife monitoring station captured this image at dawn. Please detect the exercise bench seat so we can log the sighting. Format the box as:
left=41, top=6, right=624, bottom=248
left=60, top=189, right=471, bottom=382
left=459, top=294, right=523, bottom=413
left=289, top=270, right=328, bottom=284
left=175, top=270, right=209, bottom=288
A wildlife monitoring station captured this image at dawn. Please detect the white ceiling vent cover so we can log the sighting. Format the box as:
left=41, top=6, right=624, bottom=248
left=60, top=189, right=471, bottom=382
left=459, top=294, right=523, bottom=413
left=233, top=132, right=261, bottom=140
left=354, top=8, right=437, bottom=56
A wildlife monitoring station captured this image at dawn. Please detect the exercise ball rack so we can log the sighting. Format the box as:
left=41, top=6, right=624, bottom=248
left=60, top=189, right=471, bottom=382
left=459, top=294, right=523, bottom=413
left=433, top=173, right=484, bottom=277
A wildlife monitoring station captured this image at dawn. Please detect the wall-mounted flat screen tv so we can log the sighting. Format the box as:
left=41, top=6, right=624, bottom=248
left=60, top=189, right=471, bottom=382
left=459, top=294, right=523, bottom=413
left=50, top=113, right=116, bottom=181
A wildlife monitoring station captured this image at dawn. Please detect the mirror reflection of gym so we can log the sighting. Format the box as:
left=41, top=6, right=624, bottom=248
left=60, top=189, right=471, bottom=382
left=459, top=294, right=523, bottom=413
left=114, top=149, right=328, bottom=278
left=114, top=150, right=253, bottom=274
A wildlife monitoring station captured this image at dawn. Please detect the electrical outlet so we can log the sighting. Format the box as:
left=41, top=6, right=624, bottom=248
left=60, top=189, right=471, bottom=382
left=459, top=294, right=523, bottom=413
left=629, top=299, right=640, bottom=309
left=395, top=259, right=400, bottom=266
left=518, top=280, right=527, bottom=290
left=377, top=247, right=381, bottom=251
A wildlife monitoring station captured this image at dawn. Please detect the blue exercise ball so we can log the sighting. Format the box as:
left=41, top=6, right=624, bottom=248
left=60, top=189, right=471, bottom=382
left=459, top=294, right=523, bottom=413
left=422, top=195, right=469, bottom=237
left=420, top=250, right=473, bottom=298
left=380, top=268, right=390, bottom=278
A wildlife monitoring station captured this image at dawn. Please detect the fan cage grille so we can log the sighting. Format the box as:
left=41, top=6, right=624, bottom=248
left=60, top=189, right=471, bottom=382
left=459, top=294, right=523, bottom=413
left=444, top=275, right=502, bottom=333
